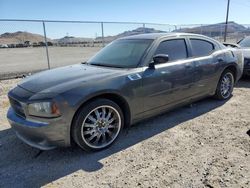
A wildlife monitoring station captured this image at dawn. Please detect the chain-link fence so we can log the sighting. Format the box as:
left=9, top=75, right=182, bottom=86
left=0, top=19, right=250, bottom=79
left=175, top=22, right=250, bottom=43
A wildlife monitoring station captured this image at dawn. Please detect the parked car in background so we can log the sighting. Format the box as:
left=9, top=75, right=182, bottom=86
left=224, top=36, right=250, bottom=76
left=7, top=33, right=243, bottom=152
left=0, top=44, right=8, bottom=48
left=238, top=37, right=250, bottom=76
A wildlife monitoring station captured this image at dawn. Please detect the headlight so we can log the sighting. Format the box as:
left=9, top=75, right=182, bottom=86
left=28, top=102, right=61, bottom=117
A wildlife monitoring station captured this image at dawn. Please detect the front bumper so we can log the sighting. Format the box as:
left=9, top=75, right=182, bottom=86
left=7, top=107, right=70, bottom=150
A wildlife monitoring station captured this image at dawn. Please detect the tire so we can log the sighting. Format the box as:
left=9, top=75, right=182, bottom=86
left=72, top=98, right=124, bottom=152
left=214, top=70, right=235, bottom=100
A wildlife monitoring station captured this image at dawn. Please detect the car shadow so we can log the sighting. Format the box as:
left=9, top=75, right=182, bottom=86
left=0, top=97, right=228, bottom=187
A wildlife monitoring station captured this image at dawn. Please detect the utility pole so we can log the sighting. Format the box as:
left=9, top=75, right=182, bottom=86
left=224, top=0, right=230, bottom=42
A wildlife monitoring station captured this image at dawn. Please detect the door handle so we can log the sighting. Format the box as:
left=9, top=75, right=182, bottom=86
left=217, top=57, right=224, bottom=62
left=185, top=64, right=192, bottom=69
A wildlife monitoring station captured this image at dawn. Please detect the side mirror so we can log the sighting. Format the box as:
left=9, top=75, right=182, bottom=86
left=149, top=54, right=169, bottom=68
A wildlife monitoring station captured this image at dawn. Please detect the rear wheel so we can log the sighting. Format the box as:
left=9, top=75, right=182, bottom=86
left=214, top=70, right=234, bottom=100
left=72, top=98, right=124, bottom=151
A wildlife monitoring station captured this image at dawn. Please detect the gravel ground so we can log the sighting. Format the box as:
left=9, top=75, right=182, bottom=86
left=0, top=78, right=249, bottom=188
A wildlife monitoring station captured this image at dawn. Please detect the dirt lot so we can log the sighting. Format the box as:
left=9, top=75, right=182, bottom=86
left=0, top=78, right=249, bottom=188
left=0, top=47, right=101, bottom=79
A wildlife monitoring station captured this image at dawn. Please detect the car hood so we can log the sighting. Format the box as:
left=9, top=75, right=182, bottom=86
left=18, top=64, right=123, bottom=94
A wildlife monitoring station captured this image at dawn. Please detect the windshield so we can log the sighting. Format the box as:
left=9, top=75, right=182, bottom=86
left=87, top=39, right=153, bottom=68
left=238, top=37, right=250, bottom=47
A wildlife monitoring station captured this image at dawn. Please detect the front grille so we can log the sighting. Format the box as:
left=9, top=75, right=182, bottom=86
left=9, top=97, right=26, bottom=118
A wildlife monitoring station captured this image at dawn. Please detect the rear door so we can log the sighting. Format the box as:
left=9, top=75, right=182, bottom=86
left=142, top=38, right=196, bottom=113
left=187, top=38, right=222, bottom=95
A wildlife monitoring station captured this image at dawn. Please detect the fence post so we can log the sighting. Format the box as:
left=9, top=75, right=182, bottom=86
left=143, top=23, right=145, bottom=33
left=42, top=21, right=50, bottom=69
left=101, top=22, right=104, bottom=47
left=220, top=24, right=223, bottom=42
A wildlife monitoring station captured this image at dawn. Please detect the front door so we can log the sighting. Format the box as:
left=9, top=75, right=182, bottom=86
left=142, top=38, right=195, bottom=113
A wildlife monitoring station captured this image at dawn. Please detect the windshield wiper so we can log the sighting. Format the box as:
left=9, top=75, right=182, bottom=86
left=90, top=63, right=124, bottom=68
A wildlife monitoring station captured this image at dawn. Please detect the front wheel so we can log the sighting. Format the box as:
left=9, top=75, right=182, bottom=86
left=72, top=99, right=124, bottom=152
left=214, top=70, right=235, bottom=100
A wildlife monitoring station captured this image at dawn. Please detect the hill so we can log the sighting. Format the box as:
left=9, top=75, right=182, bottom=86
left=174, top=21, right=250, bottom=36
left=1, top=22, right=249, bottom=45
left=53, top=36, right=93, bottom=44
left=0, top=31, right=51, bottom=44
left=96, top=27, right=166, bottom=42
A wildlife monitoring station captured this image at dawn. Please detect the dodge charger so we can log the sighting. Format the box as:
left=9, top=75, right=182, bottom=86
left=7, top=33, right=243, bottom=151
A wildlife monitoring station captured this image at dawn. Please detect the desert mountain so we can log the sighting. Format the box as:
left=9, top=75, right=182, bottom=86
left=53, top=36, right=93, bottom=44
left=96, top=27, right=165, bottom=42
left=174, top=21, right=250, bottom=36
left=0, top=31, right=51, bottom=44
left=1, top=22, right=249, bottom=45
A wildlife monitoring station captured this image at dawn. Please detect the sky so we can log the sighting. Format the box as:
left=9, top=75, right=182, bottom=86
left=1, top=0, right=250, bottom=38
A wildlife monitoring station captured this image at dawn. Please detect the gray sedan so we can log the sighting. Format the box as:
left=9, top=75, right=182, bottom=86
left=7, top=33, right=243, bottom=151
left=237, top=37, right=250, bottom=76
left=224, top=37, right=250, bottom=76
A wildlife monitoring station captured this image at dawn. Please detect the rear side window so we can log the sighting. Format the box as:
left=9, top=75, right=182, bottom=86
left=155, top=39, right=187, bottom=62
left=190, top=39, right=214, bottom=57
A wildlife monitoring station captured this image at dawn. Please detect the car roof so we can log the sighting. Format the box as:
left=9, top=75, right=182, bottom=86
left=120, top=32, right=206, bottom=40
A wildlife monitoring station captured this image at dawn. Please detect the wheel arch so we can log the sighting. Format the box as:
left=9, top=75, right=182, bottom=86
left=70, top=92, right=131, bottom=145
left=222, top=64, right=237, bottom=82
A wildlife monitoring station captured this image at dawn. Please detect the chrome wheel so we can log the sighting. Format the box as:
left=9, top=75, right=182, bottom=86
left=220, top=72, right=234, bottom=99
left=81, top=105, right=121, bottom=149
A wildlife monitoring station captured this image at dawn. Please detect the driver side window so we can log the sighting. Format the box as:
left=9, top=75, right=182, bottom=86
left=155, top=39, right=188, bottom=62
